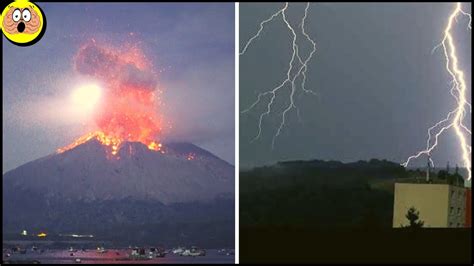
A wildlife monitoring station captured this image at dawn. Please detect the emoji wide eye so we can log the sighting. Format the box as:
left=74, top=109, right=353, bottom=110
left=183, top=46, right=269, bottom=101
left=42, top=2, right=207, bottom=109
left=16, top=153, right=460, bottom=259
left=22, top=9, right=31, bottom=22
left=12, top=9, right=21, bottom=22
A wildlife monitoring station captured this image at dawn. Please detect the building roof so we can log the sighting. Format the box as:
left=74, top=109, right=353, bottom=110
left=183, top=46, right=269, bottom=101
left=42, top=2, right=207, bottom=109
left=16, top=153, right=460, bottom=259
left=396, top=177, right=466, bottom=188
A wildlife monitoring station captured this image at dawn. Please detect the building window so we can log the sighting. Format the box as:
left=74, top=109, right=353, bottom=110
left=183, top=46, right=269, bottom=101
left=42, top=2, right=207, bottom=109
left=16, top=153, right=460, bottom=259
left=458, top=208, right=461, bottom=214
left=450, top=207, right=454, bottom=214
left=450, top=222, right=453, bottom=227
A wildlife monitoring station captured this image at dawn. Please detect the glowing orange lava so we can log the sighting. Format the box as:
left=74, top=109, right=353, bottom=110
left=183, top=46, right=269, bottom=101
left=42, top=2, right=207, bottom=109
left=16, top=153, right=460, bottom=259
left=57, top=40, right=165, bottom=156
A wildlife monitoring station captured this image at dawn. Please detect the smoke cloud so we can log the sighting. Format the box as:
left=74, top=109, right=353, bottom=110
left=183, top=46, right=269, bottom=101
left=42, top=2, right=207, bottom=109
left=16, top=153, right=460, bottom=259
left=73, top=41, right=164, bottom=145
left=74, top=41, right=157, bottom=91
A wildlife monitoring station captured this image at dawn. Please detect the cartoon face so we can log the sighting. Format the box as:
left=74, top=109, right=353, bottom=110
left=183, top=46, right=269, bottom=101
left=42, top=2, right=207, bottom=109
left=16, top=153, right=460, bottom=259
left=1, top=0, right=45, bottom=45
left=3, top=5, right=41, bottom=35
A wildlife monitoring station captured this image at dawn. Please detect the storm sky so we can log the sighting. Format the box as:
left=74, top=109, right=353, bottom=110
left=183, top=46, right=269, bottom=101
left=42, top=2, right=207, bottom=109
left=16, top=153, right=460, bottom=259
left=240, top=3, right=471, bottom=169
left=3, top=3, right=235, bottom=172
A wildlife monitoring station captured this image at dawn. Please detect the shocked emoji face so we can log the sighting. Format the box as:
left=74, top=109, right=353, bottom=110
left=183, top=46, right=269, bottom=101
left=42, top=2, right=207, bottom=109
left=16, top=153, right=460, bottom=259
left=1, top=0, right=45, bottom=46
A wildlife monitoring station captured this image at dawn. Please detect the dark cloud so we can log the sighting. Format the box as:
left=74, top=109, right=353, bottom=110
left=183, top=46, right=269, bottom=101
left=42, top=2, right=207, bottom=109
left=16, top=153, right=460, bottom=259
left=120, top=64, right=157, bottom=89
left=74, top=42, right=157, bottom=91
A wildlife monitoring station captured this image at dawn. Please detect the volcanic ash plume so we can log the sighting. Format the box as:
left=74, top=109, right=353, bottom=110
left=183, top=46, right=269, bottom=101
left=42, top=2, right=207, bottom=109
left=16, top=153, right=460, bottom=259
left=58, top=41, right=164, bottom=156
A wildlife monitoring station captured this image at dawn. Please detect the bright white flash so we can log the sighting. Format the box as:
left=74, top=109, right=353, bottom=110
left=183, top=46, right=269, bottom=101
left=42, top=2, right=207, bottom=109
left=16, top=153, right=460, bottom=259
left=71, top=83, right=102, bottom=111
left=403, top=2, right=471, bottom=181
left=240, top=2, right=318, bottom=149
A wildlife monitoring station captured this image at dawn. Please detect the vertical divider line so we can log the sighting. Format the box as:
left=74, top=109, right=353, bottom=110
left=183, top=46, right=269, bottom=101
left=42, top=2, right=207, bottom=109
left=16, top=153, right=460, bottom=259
left=234, top=2, right=240, bottom=264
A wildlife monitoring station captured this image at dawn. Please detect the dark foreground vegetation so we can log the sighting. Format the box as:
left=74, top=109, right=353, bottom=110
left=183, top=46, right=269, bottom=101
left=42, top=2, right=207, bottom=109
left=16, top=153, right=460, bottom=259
left=241, top=227, right=471, bottom=263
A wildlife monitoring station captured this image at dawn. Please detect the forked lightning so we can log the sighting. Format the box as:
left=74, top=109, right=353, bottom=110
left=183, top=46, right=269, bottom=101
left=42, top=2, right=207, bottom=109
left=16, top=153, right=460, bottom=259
left=240, top=2, right=318, bottom=149
left=403, top=2, right=471, bottom=181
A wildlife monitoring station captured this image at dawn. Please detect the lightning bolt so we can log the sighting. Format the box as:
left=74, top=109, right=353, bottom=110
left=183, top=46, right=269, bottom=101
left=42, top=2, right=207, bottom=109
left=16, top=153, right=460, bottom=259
left=403, top=2, right=472, bottom=181
left=240, top=2, right=318, bottom=149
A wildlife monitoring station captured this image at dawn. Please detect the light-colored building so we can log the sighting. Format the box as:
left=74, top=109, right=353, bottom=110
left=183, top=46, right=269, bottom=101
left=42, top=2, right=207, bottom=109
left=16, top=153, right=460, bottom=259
left=465, top=179, right=471, bottom=188
left=466, top=189, right=471, bottom=227
left=393, top=183, right=467, bottom=228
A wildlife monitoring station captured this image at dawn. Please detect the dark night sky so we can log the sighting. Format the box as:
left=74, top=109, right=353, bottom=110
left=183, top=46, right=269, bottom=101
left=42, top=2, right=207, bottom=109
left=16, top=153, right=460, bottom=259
left=240, top=3, right=471, bottom=169
left=3, top=3, right=235, bottom=172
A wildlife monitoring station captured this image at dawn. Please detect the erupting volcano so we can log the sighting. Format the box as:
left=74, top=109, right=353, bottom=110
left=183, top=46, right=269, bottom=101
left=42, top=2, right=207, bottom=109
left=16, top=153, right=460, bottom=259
left=3, top=3, right=235, bottom=249
left=58, top=40, right=164, bottom=157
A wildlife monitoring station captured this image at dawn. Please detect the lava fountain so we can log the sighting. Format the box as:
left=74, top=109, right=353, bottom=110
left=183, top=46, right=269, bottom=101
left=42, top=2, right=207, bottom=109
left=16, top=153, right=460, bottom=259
left=57, top=39, right=164, bottom=157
